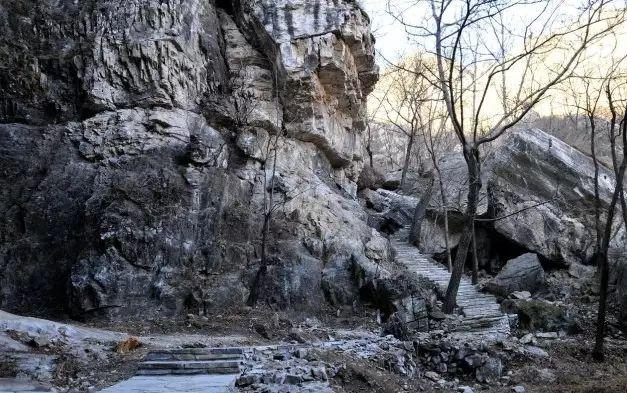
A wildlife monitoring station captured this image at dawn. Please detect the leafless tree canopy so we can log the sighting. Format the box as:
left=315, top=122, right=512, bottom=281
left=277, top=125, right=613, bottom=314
left=383, top=0, right=626, bottom=314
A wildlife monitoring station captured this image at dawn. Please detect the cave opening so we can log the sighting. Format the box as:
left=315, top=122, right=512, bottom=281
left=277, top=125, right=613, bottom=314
left=436, top=223, right=531, bottom=276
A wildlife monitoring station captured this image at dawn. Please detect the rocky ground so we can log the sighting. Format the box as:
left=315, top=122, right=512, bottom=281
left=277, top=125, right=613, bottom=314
left=2, top=266, right=626, bottom=393
left=0, top=1, right=626, bottom=392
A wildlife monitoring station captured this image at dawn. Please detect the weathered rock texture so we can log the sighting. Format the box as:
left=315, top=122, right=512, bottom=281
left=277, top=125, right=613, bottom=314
left=408, top=128, right=625, bottom=269
left=488, top=128, right=626, bottom=267
left=0, top=0, right=379, bottom=319
left=486, top=253, right=545, bottom=296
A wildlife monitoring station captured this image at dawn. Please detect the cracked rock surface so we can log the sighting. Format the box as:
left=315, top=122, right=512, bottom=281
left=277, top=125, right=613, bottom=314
left=0, top=0, right=380, bottom=320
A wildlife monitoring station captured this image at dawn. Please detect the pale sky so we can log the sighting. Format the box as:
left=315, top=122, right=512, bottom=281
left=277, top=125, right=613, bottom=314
left=361, top=0, right=626, bottom=66
left=361, top=0, right=627, bottom=119
left=360, top=0, right=413, bottom=65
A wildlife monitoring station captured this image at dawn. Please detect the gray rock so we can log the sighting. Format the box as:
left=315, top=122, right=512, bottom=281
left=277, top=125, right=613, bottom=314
left=428, top=152, right=490, bottom=216
left=568, top=262, right=596, bottom=280
left=475, top=357, right=503, bottom=383
left=489, top=129, right=625, bottom=266
left=362, top=189, right=419, bottom=229
left=358, top=166, right=385, bottom=190
left=521, top=345, right=549, bottom=358
left=311, top=367, right=328, bottom=381
left=463, top=354, right=486, bottom=369
left=236, top=374, right=260, bottom=387
left=511, top=291, right=531, bottom=300
left=512, top=386, right=526, bottom=393
left=486, top=253, right=545, bottom=296
left=536, top=368, right=556, bottom=382
left=382, top=170, right=402, bottom=190
left=535, top=332, right=558, bottom=339
left=284, top=374, right=303, bottom=384
left=501, top=299, right=579, bottom=333
left=0, top=0, right=380, bottom=319
left=519, top=333, right=534, bottom=345
left=424, top=371, right=440, bottom=381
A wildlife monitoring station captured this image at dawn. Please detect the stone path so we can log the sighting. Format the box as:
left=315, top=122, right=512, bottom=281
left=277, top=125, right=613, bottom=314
left=99, top=347, right=243, bottom=392
left=98, top=375, right=237, bottom=393
left=0, top=379, right=51, bottom=393
left=391, top=227, right=510, bottom=340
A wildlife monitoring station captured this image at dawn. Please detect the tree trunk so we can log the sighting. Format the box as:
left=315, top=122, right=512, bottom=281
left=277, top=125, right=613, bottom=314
left=593, top=110, right=627, bottom=360
left=409, top=178, right=434, bottom=247
left=400, top=132, right=415, bottom=191
left=443, top=146, right=481, bottom=313
left=443, top=199, right=453, bottom=272
left=590, top=116, right=603, bottom=265
left=592, top=248, right=609, bottom=361
left=471, top=219, right=479, bottom=284
left=248, top=215, right=270, bottom=306
left=249, top=131, right=280, bottom=306
left=434, top=159, right=452, bottom=272
left=366, top=124, right=374, bottom=168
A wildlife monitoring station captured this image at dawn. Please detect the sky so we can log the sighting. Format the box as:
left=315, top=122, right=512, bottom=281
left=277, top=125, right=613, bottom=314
left=361, top=0, right=627, bottom=66
left=360, top=0, right=413, bottom=65
left=360, top=0, right=627, bottom=119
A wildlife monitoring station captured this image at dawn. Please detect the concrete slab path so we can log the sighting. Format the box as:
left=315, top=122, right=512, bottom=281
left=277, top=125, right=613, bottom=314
left=98, top=374, right=238, bottom=393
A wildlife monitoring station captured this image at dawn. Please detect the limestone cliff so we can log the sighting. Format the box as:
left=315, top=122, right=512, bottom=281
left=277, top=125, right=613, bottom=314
left=0, top=0, right=381, bottom=319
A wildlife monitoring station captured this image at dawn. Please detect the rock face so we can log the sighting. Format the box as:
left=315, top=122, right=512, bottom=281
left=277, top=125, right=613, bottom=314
left=418, top=128, right=625, bottom=270
left=0, top=0, right=379, bottom=319
left=616, top=256, right=627, bottom=327
left=486, top=253, right=545, bottom=296
left=488, top=128, right=625, bottom=266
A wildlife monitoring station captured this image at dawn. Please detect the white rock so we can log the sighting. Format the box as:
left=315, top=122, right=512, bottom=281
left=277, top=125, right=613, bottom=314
left=511, top=291, right=531, bottom=299
left=424, top=371, right=440, bottom=381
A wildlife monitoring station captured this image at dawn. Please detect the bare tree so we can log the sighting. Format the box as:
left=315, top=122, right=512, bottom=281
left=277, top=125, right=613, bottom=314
left=592, top=79, right=627, bottom=360
left=226, top=61, right=285, bottom=307
left=559, top=45, right=627, bottom=359
left=409, top=175, right=435, bottom=246
left=417, top=98, right=455, bottom=271
left=381, top=56, right=433, bottom=191
left=386, top=0, right=625, bottom=313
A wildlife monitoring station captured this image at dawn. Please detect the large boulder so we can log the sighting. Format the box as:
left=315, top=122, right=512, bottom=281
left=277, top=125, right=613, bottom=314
left=0, top=0, right=380, bottom=320
left=488, top=128, right=625, bottom=266
left=422, top=129, right=625, bottom=269
left=357, top=165, right=385, bottom=191
left=425, top=151, right=489, bottom=216
left=486, top=253, right=546, bottom=296
left=362, top=189, right=418, bottom=229
left=501, top=299, right=579, bottom=333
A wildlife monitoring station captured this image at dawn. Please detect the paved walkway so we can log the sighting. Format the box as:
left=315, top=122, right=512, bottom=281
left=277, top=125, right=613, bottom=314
left=98, top=374, right=237, bottom=393
left=391, top=227, right=510, bottom=340
left=0, top=379, right=51, bottom=393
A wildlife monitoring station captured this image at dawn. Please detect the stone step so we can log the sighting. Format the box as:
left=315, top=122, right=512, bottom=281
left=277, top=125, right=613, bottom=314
left=458, top=316, right=506, bottom=326
left=136, top=362, right=240, bottom=377
left=145, top=352, right=242, bottom=361
left=399, top=259, right=433, bottom=265
left=139, top=360, right=240, bottom=371
left=463, top=311, right=503, bottom=319
left=460, top=306, right=503, bottom=315
left=136, top=367, right=240, bottom=376
left=459, top=300, right=501, bottom=307
left=149, top=347, right=244, bottom=355
left=391, top=229, right=510, bottom=339
left=461, top=303, right=500, bottom=309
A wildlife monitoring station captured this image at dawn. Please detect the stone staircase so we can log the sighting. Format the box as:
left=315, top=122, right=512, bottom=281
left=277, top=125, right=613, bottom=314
left=391, top=227, right=510, bottom=340
left=136, top=347, right=243, bottom=376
